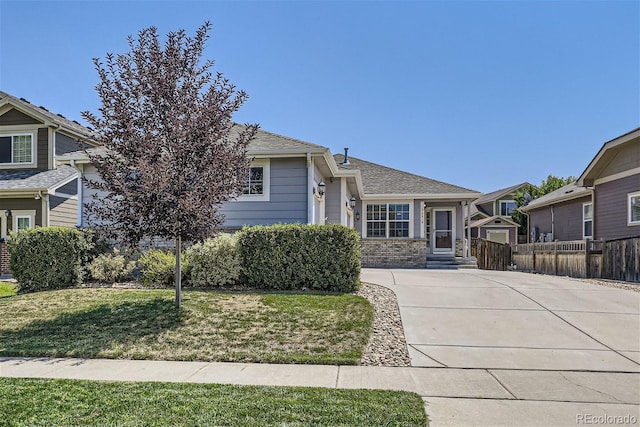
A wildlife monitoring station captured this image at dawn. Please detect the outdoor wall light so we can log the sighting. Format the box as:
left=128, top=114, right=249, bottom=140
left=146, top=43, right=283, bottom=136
left=4, top=210, right=11, bottom=218
left=355, top=210, right=361, bottom=222
left=349, top=196, right=356, bottom=209
left=317, top=181, right=326, bottom=197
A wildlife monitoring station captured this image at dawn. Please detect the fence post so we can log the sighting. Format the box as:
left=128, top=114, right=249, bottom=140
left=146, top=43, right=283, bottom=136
left=554, top=240, right=558, bottom=276
left=585, top=238, right=590, bottom=279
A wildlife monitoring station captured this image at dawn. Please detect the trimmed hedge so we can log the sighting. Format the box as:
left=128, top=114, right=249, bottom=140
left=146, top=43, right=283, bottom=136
left=238, top=224, right=361, bottom=292
left=186, top=233, right=242, bottom=288
left=139, top=249, right=188, bottom=287
left=8, top=227, right=95, bottom=293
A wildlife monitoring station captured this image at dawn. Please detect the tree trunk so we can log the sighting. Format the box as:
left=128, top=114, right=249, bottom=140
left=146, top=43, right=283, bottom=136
left=175, top=235, right=182, bottom=309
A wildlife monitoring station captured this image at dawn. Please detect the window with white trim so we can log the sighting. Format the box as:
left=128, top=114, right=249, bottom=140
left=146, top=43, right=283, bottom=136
left=15, top=215, right=32, bottom=231
left=583, top=202, right=593, bottom=238
left=499, top=200, right=517, bottom=216
left=0, top=133, right=34, bottom=164
left=366, top=203, right=410, bottom=237
left=238, top=159, right=270, bottom=202
left=629, top=192, right=640, bottom=225
left=243, top=166, right=264, bottom=195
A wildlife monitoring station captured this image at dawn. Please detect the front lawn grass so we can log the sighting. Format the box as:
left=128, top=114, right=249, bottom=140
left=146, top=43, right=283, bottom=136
left=0, top=288, right=372, bottom=364
left=0, top=281, right=16, bottom=298
left=0, top=377, right=428, bottom=426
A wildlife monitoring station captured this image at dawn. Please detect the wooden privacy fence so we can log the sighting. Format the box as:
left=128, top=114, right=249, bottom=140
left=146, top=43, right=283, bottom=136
left=475, top=239, right=511, bottom=271
left=509, top=237, right=639, bottom=282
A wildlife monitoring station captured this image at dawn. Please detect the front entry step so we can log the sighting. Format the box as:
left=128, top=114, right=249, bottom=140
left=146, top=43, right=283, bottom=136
left=426, top=256, right=478, bottom=270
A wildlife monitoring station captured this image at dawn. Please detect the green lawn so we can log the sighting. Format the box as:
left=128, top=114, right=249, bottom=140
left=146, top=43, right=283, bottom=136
left=0, top=288, right=372, bottom=364
left=0, top=377, right=428, bottom=426
left=0, top=281, right=16, bottom=298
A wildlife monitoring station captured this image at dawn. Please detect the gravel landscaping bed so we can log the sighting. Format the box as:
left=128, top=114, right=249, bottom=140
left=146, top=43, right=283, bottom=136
left=357, top=283, right=411, bottom=367
left=572, top=277, right=640, bottom=292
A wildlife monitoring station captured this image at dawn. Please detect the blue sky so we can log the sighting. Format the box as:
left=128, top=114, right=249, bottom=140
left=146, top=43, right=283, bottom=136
left=1, top=0, right=638, bottom=193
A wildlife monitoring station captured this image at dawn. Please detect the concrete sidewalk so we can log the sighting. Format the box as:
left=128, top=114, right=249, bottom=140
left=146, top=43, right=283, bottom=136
left=2, top=356, right=639, bottom=426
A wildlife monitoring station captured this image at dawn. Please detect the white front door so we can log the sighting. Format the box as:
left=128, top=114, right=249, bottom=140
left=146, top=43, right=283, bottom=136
left=433, top=208, right=455, bottom=254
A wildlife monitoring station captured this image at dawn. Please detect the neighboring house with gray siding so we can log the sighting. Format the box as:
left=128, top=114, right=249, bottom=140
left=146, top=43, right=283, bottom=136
left=466, top=182, right=529, bottom=244
left=0, top=91, right=99, bottom=239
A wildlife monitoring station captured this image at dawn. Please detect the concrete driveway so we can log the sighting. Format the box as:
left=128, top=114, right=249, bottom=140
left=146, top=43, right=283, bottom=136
left=361, top=268, right=640, bottom=426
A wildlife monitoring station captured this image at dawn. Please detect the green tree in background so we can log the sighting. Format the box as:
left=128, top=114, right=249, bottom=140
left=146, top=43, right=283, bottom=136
left=512, top=175, right=577, bottom=238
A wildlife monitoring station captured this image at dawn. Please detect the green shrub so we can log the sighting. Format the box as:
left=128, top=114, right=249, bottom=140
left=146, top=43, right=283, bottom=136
left=88, top=249, right=136, bottom=283
left=238, top=224, right=361, bottom=292
left=8, top=227, right=94, bottom=293
left=186, top=234, right=242, bottom=287
left=139, top=249, right=187, bottom=287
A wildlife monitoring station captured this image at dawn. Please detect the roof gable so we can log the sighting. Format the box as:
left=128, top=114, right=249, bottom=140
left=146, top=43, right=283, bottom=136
left=0, top=90, right=97, bottom=142
left=577, top=128, right=640, bottom=186
left=0, top=108, right=43, bottom=126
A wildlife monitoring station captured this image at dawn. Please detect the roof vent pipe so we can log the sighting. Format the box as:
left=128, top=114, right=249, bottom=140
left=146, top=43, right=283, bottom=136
left=342, top=147, right=350, bottom=165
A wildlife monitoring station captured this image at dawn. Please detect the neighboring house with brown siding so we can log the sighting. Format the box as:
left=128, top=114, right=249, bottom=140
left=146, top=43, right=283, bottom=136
left=521, top=128, right=639, bottom=243
left=520, top=183, right=592, bottom=242
left=0, top=91, right=99, bottom=239
left=577, top=127, right=640, bottom=241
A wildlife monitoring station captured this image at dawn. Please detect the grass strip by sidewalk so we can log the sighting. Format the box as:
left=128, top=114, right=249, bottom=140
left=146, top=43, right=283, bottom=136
left=0, top=288, right=372, bottom=365
left=0, top=377, right=428, bottom=427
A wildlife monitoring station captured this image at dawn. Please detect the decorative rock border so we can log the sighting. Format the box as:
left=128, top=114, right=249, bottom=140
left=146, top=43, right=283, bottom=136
left=357, top=282, right=411, bottom=367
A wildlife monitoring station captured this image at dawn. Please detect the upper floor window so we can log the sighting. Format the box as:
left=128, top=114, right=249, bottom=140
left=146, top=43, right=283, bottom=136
left=366, top=203, right=410, bottom=238
left=629, top=192, right=640, bottom=226
left=500, top=200, right=517, bottom=216
left=0, top=133, right=34, bottom=164
left=583, top=202, right=593, bottom=238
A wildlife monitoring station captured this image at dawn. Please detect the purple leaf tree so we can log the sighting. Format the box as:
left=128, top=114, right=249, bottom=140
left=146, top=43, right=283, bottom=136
left=82, top=22, right=258, bottom=308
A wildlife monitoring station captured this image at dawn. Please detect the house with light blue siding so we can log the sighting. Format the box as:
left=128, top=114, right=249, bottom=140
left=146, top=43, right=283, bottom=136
left=6, top=88, right=481, bottom=268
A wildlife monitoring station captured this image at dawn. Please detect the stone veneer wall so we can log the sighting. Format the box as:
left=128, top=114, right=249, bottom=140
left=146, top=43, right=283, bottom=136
left=361, top=238, right=427, bottom=268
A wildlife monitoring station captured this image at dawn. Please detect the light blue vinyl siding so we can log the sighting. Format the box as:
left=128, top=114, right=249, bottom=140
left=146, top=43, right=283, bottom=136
left=325, top=179, right=341, bottom=224
left=221, top=157, right=308, bottom=227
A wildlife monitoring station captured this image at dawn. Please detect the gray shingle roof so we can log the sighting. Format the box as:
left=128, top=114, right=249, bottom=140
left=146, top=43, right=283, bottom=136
left=247, top=129, right=326, bottom=153
left=0, top=91, right=96, bottom=140
left=521, top=182, right=591, bottom=211
left=0, top=166, right=77, bottom=191
left=335, top=154, right=479, bottom=196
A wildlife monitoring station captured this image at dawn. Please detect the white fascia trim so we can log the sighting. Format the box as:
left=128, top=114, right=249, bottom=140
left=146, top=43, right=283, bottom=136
left=593, top=168, right=640, bottom=186
left=0, top=189, right=49, bottom=197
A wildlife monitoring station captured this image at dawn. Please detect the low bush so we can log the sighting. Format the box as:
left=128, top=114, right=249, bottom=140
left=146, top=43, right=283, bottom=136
left=88, top=249, right=136, bottom=283
left=238, top=224, right=361, bottom=292
left=139, top=249, right=187, bottom=287
left=8, top=227, right=94, bottom=293
left=186, top=234, right=241, bottom=287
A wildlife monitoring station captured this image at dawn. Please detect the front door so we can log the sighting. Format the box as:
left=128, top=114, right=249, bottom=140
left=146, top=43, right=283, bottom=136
left=433, top=208, right=454, bottom=253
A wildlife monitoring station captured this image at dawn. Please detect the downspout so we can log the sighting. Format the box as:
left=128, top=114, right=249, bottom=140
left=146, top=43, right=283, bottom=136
left=551, top=205, right=555, bottom=240
left=71, top=159, right=84, bottom=227
left=466, top=201, right=471, bottom=258
left=307, top=153, right=313, bottom=224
